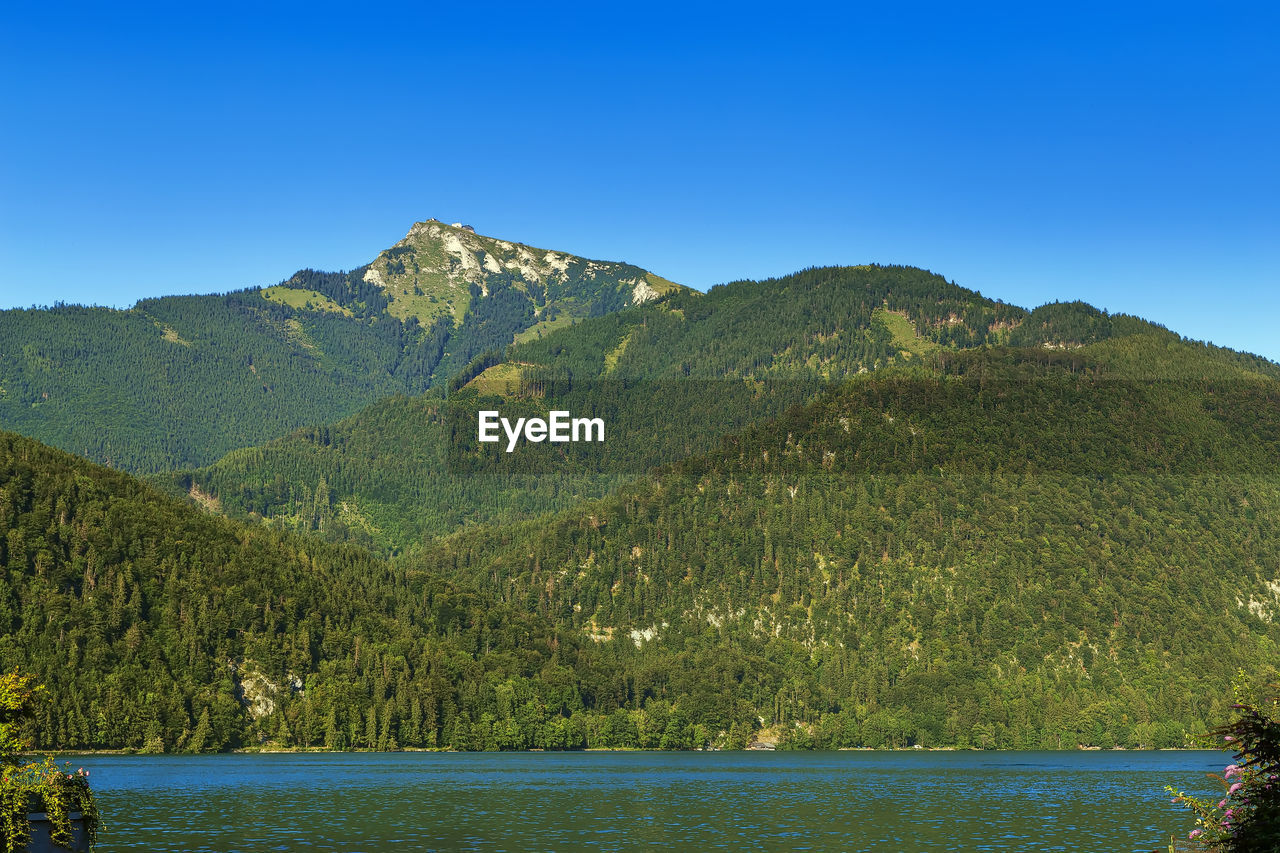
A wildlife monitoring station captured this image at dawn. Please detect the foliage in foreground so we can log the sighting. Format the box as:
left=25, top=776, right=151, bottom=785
left=0, top=670, right=99, bottom=852
left=1170, top=681, right=1280, bottom=851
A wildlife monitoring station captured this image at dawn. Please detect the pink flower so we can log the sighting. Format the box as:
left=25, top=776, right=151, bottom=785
left=1229, top=782, right=1244, bottom=795
left=1224, top=735, right=1235, bottom=742
left=1224, top=764, right=1241, bottom=779
left=1218, top=799, right=1228, bottom=808
left=1189, top=829, right=1202, bottom=839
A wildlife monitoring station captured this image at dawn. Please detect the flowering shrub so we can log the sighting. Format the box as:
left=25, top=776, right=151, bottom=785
left=1, top=759, right=99, bottom=852
left=0, top=669, right=100, bottom=851
left=1168, top=686, right=1280, bottom=851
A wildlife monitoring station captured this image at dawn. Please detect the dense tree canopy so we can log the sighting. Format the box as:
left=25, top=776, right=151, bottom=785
left=4, top=255, right=1280, bottom=753
left=408, top=346, right=1280, bottom=748
left=0, top=226, right=677, bottom=474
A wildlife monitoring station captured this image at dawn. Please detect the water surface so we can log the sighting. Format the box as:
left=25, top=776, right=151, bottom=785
left=71, top=750, right=1225, bottom=852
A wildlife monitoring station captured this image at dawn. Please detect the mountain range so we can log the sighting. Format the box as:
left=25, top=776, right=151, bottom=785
left=0, top=220, right=684, bottom=472
left=1, top=220, right=1277, bottom=753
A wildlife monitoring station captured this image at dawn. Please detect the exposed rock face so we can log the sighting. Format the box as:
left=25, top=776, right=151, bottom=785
left=631, top=278, right=660, bottom=304
left=357, top=220, right=688, bottom=329
left=230, top=660, right=303, bottom=721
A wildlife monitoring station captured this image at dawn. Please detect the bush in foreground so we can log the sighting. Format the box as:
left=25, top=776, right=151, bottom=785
left=1168, top=682, right=1279, bottom=851
left=0, top=670, right=100, bottom=852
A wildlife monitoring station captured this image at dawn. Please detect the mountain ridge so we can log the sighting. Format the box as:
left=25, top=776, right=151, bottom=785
left=9, top=340, right=1279, bottom=751
left=4, top=232, right=1280, bottom=752
left=363, top=219, right=687, bottom=326
left=176, top=262, right=1280, bottom=553
left=0, top=221, right=683, bottom=472
left=404, top=342, right=1280, bottom=747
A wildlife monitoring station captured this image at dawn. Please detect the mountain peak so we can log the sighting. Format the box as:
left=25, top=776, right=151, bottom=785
left=359, top=219, right=687, bottom=326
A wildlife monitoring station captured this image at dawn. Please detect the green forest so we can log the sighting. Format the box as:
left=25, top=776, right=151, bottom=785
left=0, top=428, right=747, bottom=752
left=0, top=222, right=675, bottom=473
left=173, top=265, right=1038, bottom=552
left=406, top=345, right=1280, bottom=749
left=2, top=241, right=1279, bottom=753
left=175, top=265, right=1280, bottom=559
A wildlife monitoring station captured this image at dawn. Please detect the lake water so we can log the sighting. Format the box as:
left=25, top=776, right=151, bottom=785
left=67, top=750, right=1225, bottom=852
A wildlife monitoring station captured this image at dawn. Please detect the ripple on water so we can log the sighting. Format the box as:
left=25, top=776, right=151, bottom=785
left=75, top=750, right=1225, bottom=852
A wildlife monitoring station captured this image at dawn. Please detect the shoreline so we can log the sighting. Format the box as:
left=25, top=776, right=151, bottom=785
left=34, top=745, right=1223, bottom=757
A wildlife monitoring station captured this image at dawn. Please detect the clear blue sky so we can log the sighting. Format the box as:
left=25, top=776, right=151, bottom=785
left=2, top=2, right=1277, bottom=358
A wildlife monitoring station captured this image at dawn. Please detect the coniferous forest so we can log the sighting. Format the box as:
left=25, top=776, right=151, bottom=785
left=0, top=221, right=676, bottom=473
left=2, top=222, right=1278, bottom=753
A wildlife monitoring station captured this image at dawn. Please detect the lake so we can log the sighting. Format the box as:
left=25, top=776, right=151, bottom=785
left=68, top=750, right=1225, bottom=852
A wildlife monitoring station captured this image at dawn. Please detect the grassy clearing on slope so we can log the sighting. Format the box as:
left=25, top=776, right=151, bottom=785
left=644, top=273, right=688, bottom=296
left=159, top=325, right=192, bottom=345
left=466, top=362, right=528, bottom=396
left=603, top=329, right=637, bottom=374
left=873, top=307, right=939, bottom=358
left=262, top=286, right=353, bottom=316
left=382, top=275, right=462, bottom=324
left=513, top=314, right=575, bottom=346
left=285, top=318, right=320, bottom=352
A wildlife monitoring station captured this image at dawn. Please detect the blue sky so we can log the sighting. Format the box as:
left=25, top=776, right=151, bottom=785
left=2, top=2, right=1277, bottom=358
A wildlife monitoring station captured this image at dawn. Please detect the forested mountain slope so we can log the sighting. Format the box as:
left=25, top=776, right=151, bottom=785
left=5, top=327, right=1280, bottom=752
left=405, top=342, right=1280, bottom=748
left=178, top=265, right=1272, bottom=554
left=507, top=264, right=1023, bottom=380
left=356, top=219, right=685, bottom=376
left=0, top=221, right=682, bottom=473
left=0, top=427, right=741, bottom=752
left=175, top=265, right=1021, bottom=550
